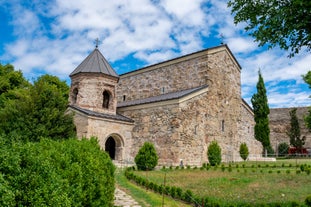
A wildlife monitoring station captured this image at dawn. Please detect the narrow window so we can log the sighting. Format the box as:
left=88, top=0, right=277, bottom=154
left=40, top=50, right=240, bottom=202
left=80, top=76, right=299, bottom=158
left=73, top=88, right=78, bottom=104
left=221, top=120, right=225, bottom=132
left=161, top=87, right=165, bottom=93
left=103, top=91, right=110, bottom=109
left=123, top=95, right=126, bottom=101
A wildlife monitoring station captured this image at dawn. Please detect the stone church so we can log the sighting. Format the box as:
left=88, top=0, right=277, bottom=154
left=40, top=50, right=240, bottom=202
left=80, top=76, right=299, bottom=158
left=68, top=44, right=262, bottom=166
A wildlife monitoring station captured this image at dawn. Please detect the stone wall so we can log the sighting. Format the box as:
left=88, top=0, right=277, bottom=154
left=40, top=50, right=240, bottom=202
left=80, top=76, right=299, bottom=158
left=117, top=46, right=240, bottom=102
left=119, top=101, right=181, bottom=166
left=269, top=107, right=311, bottom=151
left=238, top=101, right=263, bottom=160
left=117, top=45, right=260, bottom=165
left=71, top=108, right=134, bottom=161
left=70, top=73, right=118, bottom=114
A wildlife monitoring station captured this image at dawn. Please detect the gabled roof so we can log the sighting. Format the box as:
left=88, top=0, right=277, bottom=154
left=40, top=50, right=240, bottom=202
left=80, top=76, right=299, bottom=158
left=70, top=48, right=119, bottom=78
left=69, top=105, right=134, bottom=123
left=117, top=85, right=208, bottom=108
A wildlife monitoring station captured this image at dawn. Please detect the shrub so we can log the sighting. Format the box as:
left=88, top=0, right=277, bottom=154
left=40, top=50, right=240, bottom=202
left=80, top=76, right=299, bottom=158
left=183, top=189, right=193, bottom=203
left=207, top=141, right=222, bottom=166
left=305, top=194, right=311, bottom=206
left=176, top=187, right=183, bottom=199
left=239, top=142, right=249, bottom=161
left=0, top=137, right=115, bottom=206
left=278, top=142, right=289, bottom=156
left=134, top=142, right=158, bottom=171
left=170, top=186, right=177, bottom=198
left=266, top=145, right=275, bottom=157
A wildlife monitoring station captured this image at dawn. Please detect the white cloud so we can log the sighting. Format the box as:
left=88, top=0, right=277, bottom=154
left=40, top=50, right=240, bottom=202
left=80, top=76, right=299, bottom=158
left=1, top=0, right=310, bottom=108
left=160, top=0, right=205, bottom=25
left=227, top=37, right=257, bottom=54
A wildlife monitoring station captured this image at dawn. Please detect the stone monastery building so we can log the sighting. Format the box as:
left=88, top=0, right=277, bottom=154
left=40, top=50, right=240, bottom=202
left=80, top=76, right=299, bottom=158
left=68, top=44, right=262, bottom=166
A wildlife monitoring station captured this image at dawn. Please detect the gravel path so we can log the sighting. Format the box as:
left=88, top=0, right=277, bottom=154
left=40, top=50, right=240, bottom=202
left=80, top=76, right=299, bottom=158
left=114, top=188, right=142, bottom=207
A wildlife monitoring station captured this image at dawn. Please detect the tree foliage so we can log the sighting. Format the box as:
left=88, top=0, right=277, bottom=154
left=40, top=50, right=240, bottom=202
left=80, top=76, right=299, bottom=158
left=135, top=142, right=158, bottom=171
left=0, top=64, right=29, bottom=94
left=207, top=141, right=222, bottom=166
left=251, top=71, right=271, bottom=153
left=0, top=136, right=115, bottom=206
left=288, top=108, right=306, bottom=151
left=278, top=142, right=290, bottom=156
left=0, top=64, right=76, bottom=142
left=239, top=143, right=249, bottom=161
left=228, top=0, right=311, bottom=57
left=303, top=71, right=311, bottom=131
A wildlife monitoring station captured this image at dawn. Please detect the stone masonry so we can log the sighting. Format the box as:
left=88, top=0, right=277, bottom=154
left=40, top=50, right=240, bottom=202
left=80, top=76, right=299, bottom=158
left=117, top=45, right=262, bottom=166
left=68, top=45, right=262, bottom=167
left=269, top=107, right=311, bottom=152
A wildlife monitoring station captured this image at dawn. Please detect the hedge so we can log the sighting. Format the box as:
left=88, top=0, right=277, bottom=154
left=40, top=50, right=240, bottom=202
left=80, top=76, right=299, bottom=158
left=0, top=136, right=115, bottom=206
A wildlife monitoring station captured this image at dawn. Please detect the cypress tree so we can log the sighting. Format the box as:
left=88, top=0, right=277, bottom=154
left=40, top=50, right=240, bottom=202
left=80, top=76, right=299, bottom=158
left=288, top=108, right=306, bottom=153
left=251, top=70, right=271, bottom=155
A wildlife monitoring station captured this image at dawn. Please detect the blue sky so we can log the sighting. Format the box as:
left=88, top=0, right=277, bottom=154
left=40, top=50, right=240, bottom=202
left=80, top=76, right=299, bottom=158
left=0, top=0, right=310, bottom=108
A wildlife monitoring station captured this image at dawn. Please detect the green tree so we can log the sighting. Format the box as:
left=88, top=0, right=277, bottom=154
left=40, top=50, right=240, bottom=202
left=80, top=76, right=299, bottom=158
left=207, top=141, right=222, bottom=166
left=251, top=70, right=271, bottom=154
left=239, top=143, right=249, bottom=161
left=29, top=74, right=76, bottom=141
left=303, top=71, right=311, bottom=130
left=0, top=65, right=76, bottom=141
left=135, top=142, right=158, bottom=171
left=0, top=64, right=29, bottom=95
left=288, top=108, right=306, bottom=153
left=228, top=0, right=311, bottom=57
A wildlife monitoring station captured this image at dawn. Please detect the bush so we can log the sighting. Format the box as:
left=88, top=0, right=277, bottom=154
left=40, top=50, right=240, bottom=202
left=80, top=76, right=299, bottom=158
left=134, top=142, right=158, bottom=171
left=278, top=142, right=289, bottom=156
left=239, top=142, right=249, bottom=161
left=183, top=189, right=193, bottom=203
left=266, top=145, right=275, bottom=157
left=306, top=194, right=311, bottom=206
left=0, top=137, right=115, bottom=206
left=207, top=141, right=222, bottom=166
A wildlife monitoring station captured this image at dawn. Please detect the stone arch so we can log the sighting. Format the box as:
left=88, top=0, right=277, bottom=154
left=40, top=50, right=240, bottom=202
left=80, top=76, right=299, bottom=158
left=104, top=133, right=124, bottom=160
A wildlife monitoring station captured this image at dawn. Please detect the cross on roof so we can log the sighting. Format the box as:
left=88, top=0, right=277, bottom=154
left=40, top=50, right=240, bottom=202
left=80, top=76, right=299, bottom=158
left=219, top=33, right=224, bottom=45
left=94, top=38, right=101, bottom=48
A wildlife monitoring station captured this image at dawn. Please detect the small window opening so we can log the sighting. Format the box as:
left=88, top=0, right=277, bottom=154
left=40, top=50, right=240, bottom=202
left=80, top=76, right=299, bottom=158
left=221, top=120, right=225, bottom=132
left=123, top=95, right=126, bottom=101
left=161, top=87, right=165, bottom=93
left=73, top=88, right=78, bottom=104
left=103, top=91, right=110, bottom=109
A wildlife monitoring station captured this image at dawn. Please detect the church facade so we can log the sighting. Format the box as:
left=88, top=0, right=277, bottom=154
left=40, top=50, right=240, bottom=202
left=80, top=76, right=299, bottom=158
left=68, top=44, right=262, bottom=166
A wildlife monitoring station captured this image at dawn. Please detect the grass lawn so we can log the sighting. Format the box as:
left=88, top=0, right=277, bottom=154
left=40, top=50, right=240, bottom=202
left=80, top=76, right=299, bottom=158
left=115, top=168, right=191, bottom=207
left=133, top=159, right=311, bottom=206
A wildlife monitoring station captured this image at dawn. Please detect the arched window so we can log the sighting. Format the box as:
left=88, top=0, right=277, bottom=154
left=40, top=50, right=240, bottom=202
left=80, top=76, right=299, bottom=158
left=73, top=88, right=78, bottom=104
left=103, top=90, right=110, bottom=109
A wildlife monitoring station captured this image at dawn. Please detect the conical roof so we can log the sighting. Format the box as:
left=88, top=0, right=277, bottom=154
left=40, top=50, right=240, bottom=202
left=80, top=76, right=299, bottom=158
left=70, top=48, right=119, bottom=78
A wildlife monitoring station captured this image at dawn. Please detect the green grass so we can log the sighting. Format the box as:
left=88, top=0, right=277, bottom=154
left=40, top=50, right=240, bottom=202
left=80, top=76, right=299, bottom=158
left=115, top=168, right=191, bottom=207
left=133, top=160, right=311, bottom=206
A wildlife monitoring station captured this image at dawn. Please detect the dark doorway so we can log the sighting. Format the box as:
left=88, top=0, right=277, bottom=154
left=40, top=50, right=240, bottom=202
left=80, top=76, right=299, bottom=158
left=105, top=137, right=116, bottom=159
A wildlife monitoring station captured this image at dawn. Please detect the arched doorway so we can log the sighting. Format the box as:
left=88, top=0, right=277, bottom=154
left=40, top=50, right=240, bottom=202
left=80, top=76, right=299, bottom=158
left=105, top=137, right=116, bottom=159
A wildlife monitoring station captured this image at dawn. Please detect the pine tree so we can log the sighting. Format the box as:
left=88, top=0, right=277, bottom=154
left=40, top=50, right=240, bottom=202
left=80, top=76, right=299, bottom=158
left=288, top=108, right=306, bottom=153
left=251, top=70, right=271, bottom=155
